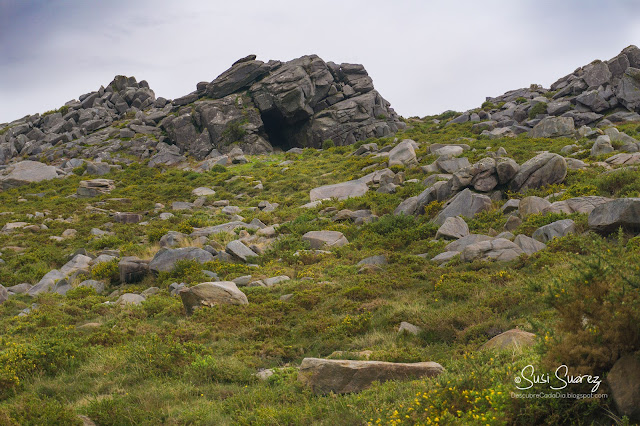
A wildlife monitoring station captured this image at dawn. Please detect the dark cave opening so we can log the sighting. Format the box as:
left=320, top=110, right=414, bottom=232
left=261, top=108, right=297, bottom=150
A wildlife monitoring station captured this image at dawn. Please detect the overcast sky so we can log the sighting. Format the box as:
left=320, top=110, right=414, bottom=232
left=1, top=0, right=640, bottom=123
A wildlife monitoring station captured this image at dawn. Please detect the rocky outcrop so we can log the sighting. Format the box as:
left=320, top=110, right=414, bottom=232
left=451, top=46, right=640, bottom=138
left=0, top=55, right=403, bottom=170
left=298, top=358, right=444, bottom=394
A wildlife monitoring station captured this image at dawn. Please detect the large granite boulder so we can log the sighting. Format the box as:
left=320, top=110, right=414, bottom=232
left=0, top=284, right=7, bottom=304
left=298, top=358, right=444, bottom=395
left=179, top=281, right=248, bottom=315
left=529, top=117, right=575, bottom=138
left=460, top=238, right=524, bottom=262
left=388, top=139, right=418, bottom=168
left=543, top=196, right=612, bottom=215
left=433, top=189, right=493, bottom=226
left=588, top=198, right=640, bottom=234
left=607, top=353, right=640, bottom=421
left=0, top=160, right=61, bottom=190
left=509, top=153, right=567, bottom=193
left=149, top=247, right=215, bottom=274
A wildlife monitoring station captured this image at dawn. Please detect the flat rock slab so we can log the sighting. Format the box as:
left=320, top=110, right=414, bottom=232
left=298, top=357, right=444, bottom=394
left=179, top=281, right=248, bottom=315
left=192, top=187, right=216, bottom=197
left=302, top=230, right=349, bottom=249
left=0, top=160, right=61, bottom=190
left=310, top=180, right=369, bottom=202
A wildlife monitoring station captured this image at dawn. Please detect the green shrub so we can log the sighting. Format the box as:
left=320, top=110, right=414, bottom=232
left=91, top=259, right=119, bottom=282
left=528, top=102, right=548, bottom=119
left=322, top=139, right=335, bottom=150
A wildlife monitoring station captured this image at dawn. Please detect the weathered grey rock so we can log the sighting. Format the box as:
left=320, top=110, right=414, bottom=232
left=576, top=89, right=610, bottom=112
left=433, top=189, right=492, bottom=226
left=588, top=198, right=640, bottom=234
left=298, top=358, right=444, bottom=395
left=529, top=117, right=575, bottom=138
left=513, top=234, right=546, bottom=255
left=590, top=135, right=614, bottom=156
left=119, top=256, right=149, bottom=283
left=394, top=196, right=418, bottom=216
left=460, top=238, right=524, bottom=262
left=606, top=153, right=640, bottom=165
left=504, top=215, right=522, bottom=232
left=263, top=275, right=290, bottom=287
left=495, top=157, right=520, bottom=184
left=398, top=322, right=421, bottom=335
left=179, top=281, right=248, bottom=315
left=445, top=234, right=494, bottom=252
left=206, top=59, right=271, bottom=99
left=6, top=283, right=32, bottom=294
left=509, top=153, right=567, bottom=193
left=226, top=240, right=258, bottom=262
left=77, top=179, right=115, bottom=198
left=302, top=230, right=349, bottom=249
left=519, top=196, right=552, bottom=217
left=192, top=187, right=216, bottom=197
left=149, top=247, right=215, bottom=274
left=159, top=231, right=187, bottom=248
left=388, top=139, right=418, bottom=168
left=429, top=251, right=460, bottom=265
left=607, top=353, right=640, bottom=421
left=0, top=160, right=60, bottom=190
left=28, top=269, right=66, bottom=295
left=113, top=212, right=143, bottom=224
left=617, top=67, right=640, bottom=111
left=435, top=216, right=469, bottom=240
left=85, top=162, right=112, bottom=176
left=435, top=156, right=470, bottom=173
left=0, top=284, right=7, bottom=304
left=501, top=199, right=520, bottom=214
left=543, top=196, right=612, bottom=215
left=481, top=329, right=536, bottom=350
left=78, top=279, right=105, bottom=294
left=546, top=100, right=571, bottom=116
left=532, top=219, right=576, bottom=243
left=357, top=255, right=387, bottom=266
left=310, top=180, right=368, bottom=201
left=116, top=293, right=145, bottom=306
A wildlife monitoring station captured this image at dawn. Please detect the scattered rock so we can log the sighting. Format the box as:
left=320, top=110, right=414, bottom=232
left=302, top=230, right=349, bottom=249
left=588, top=198, right=640, bottom=234
left=298, top=358, right=444, bottom=395
left=532, top=219, right=576, bottom=243
left=118, top=256, right=149, bottom=283
left=116, top=293, right=145, bottom=306
left=388, top=139, right=418, bottom=168
left=226, top=240, right=258, bottom=262
left=433, top=189, right=492, bottom=226
left=513, top=234, right=546, bottom=255
left=435, top=216, right=469, bottom=240
left=0, top=161, right=61, bottom=190
left=310, top=180, right=369, bottom=201
left=607, top=353, right=640, bottom=421
left=77, top=179, right=115, bottom=198
left=149, top=247, right=215, bottom=274
left=398, top=322, right=421, bottom=335
left=460, top=238, right=524, bottom=262
left=509, top=153, right=567, bottom=193
left=481, top=329, right=536, bottom=350
left=179, top=281, right=248, bottom=315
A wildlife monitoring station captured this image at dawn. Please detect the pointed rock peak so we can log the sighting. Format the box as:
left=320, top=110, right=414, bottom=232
left=233, top=54, right=257, bottom=66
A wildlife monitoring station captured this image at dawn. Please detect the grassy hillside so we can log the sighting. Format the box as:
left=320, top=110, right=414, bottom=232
left=1, top=117, right=639, bottom=425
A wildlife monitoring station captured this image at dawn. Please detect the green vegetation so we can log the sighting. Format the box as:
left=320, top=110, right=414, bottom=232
left=0, top=116, right=634, bottom=424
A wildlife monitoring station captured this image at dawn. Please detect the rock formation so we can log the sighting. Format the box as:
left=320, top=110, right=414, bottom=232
left=0, top=54, right=404, bottom=171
